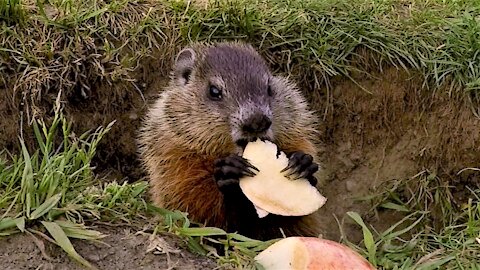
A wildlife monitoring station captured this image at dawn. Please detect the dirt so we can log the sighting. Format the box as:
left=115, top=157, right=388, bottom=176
left=2, top=50, right=480, bottom=267
left=0, top=225, right=218, bottom=270
left=310, top=68, right=480, bottom=241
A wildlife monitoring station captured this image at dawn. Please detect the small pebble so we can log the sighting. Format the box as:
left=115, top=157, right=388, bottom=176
left=345, top=180, right=356, bottom=192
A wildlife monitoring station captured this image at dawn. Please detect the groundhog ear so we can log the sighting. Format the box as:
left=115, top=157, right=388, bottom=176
left=174, top=48, right=196, bottom=86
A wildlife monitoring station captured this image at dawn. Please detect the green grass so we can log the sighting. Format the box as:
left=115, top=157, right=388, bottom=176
left=0, top=99, right=117, bottom=269
left=0, top=0, right=24, bottom=24
left=0, top=103, right=275, bottom=269
left=345, top=171, right=480, bottom=269
left=2, top=0, right=480, bottom=114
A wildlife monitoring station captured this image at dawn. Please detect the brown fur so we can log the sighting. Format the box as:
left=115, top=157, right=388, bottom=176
left=138, top=42, right=322, bottom=240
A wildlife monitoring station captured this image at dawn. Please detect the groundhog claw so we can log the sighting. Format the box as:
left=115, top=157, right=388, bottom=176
left=214, top=155, right=258, bottom=192
left=281, top=151, right=318, bottom=186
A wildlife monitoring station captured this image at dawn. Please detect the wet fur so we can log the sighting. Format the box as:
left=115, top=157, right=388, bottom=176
left=138, top=42, right=322, bottom=240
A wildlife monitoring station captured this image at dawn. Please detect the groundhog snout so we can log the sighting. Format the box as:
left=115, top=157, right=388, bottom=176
left=241, top=113, right=272, bottom=136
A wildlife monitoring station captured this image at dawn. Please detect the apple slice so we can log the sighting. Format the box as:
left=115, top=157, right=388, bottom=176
left=255, top=237, right=376, bottom=270
left=239, top=139, right=326, bottom=218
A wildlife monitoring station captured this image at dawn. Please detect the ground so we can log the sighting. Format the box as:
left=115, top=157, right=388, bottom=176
left=0, top=225, right=217, bottom=270
left=313, top=68, right=480, bottom=241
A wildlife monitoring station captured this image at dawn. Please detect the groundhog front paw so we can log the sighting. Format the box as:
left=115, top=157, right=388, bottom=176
left=214, top=155, right=258, bottom=192
left=281, top=151, right=319, bottom=186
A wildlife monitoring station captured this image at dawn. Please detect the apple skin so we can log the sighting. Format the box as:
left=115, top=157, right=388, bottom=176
left=301, top=237, right=376, bottom=270
left=255, top=237, right=376, bottom=270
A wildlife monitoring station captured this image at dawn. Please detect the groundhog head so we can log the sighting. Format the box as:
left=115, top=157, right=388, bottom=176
left=163, top=42, right=317, bottom=155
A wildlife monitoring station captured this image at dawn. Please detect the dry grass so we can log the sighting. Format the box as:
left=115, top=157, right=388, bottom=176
left=2, top=0, right=480, bottom=120
left=1, top=0, right=178, bottom=121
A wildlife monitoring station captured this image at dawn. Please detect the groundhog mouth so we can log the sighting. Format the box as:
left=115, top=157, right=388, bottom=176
left=236, top=137, right=271, bottom=150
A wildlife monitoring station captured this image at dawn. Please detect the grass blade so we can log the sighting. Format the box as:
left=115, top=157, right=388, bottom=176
left=187, top=237, right=208, bottom=255
left=380, top=202, right=410, bottom=212
left=176, top=227, right=227, bottom=237
left=0, top=217, right=25, bottom=232
left=32, top=121, right=46, bottom=156
left=41, top=221, right=97, bottom=270
left=56, top=220, right=106, bottom=241
left=29, top=193, right=62, bottom=220
left=19, top=138, right=34, bottom=218
left=347, top=211, right=376, bottom=265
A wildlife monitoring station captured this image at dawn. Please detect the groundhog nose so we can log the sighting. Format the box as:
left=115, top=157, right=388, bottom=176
left=242, top=114, right=272, bottom=135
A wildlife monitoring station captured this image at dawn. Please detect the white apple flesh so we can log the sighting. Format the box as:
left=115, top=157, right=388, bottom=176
left=239, top=139, right=327, bottom=218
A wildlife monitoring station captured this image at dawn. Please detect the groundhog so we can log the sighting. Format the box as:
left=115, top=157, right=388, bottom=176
left=138, top=41, right=322, bottom=240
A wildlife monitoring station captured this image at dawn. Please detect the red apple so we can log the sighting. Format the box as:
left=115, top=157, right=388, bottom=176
left=255, top=237, right=376, bottom=270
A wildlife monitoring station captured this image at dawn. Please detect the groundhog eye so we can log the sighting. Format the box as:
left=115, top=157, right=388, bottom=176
left=208, top=86, right=222, bottom=101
